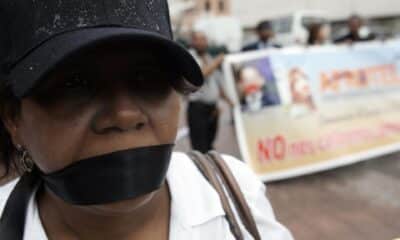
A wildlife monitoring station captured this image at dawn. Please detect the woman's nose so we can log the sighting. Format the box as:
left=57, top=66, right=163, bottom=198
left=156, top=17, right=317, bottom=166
left=91, top=92, right=148, bottom=134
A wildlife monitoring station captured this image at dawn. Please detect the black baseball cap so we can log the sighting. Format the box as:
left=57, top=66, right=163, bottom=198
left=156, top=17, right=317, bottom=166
left=0, top=0, right=203, bottom=98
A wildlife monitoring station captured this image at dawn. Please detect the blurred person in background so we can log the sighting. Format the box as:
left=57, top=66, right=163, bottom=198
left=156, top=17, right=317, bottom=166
left=242, top=20, right=281, bottom=52
left=188, top=31, right=233, bottom=153
left=307, top=23, right=331, bottom=46
left=334, top=14, right=376, bottom=44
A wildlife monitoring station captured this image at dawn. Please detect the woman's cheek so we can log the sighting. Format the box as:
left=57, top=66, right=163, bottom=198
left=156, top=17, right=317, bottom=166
left=145, top=93, right=181, bottom=143
left=19, top=100, right=95, bottom=173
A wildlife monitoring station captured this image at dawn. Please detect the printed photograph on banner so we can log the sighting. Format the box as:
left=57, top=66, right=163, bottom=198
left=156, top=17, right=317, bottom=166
left=287, top=67, right=317, bottom=117
left=231, top=58, right=281, bottom=112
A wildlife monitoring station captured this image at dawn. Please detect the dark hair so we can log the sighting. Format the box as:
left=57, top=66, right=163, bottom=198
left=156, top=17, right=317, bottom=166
left=307, top=23, right=323, bottom=45
left=0, top=79, right=20, bottom=180
left=256, top=20, right=272, bottom=32
left=349, top=14, right=362, bottom=22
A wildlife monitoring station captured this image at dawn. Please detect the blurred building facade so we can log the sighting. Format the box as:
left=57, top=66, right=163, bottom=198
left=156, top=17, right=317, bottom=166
left=169, top=0, right=231, bottom=16
left=229, top=0, right=400, bottom=27
left=199, top=0, right=231, bottom=15
left=169, top=0, right=231, bottom=32
left=170, top=0, right=400, bottom=35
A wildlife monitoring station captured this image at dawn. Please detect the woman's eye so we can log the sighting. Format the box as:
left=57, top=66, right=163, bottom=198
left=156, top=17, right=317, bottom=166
left=135, top=71, right=147, bottom=82
left=59, top=75, right=95, bottom=99
left=128, top=68, right=173, bottom=99
left=51, top=74, right=95, bottom=106
left=135, top=69, right=159, bottom=83
left=31, top=74, right=94, bottom=109
left=64, top=76, right=89, bottom=89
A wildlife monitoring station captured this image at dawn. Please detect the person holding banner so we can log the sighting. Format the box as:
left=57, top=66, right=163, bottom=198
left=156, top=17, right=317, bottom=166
left=242, top=21, right=281, bottom=52
left=187, top=31, right=234, bottom=153
left=307, top=23, right=331, bottom=46
left=334, top=15, right=376, bottom=44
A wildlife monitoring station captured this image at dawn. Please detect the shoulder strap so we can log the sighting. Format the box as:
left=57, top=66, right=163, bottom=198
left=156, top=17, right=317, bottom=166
left=189, top=151, right=261, bottom=240
left=207, top=151, right=262, bottom=240
left=189, top=151, right=244, bottom=240
left=0, top=172, right=39, bottom=240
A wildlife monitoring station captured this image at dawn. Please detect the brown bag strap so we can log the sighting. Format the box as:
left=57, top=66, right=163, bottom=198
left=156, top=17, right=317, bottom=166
left=189, top=151, right=244, bottom=240
left=207, top=151, right=262, bottom=240
left=189, top=151, right=262, bottom=240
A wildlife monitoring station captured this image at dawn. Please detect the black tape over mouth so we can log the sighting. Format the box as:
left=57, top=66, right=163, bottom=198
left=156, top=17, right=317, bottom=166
left=39, top=144, right=174, bottom=205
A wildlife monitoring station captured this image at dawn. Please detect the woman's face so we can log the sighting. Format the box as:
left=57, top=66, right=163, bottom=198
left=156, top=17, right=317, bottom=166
left=317, top=25, right=330, bottom=43
left=5, top=44, right=182, bottom=214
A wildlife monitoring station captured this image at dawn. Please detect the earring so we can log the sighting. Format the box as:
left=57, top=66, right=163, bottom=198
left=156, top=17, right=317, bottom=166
left=16, top=144, right=34, bottom=173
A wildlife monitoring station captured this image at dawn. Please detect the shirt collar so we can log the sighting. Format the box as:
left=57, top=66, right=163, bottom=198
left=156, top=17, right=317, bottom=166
left=167, top=152, right=225, bottom=229
left=258, top=41, right=271, bottom=49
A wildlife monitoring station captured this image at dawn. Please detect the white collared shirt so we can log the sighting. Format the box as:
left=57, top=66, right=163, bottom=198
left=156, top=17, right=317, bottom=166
left=188, top=49, right=222, bottom=104
left=0, top=153, right=293, bottom=240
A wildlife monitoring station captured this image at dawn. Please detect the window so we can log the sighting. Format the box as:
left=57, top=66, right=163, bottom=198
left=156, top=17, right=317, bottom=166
left=272, top=17, right=293, bottom=33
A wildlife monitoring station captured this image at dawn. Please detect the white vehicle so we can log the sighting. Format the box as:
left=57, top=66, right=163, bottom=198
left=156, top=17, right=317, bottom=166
left=272, top=11, right=330, bottom=46
left=193, top=16, right=243, bottom=52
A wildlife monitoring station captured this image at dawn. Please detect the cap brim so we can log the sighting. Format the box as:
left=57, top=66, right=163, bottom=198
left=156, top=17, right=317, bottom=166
left=9, top=27, right=203, bottom=97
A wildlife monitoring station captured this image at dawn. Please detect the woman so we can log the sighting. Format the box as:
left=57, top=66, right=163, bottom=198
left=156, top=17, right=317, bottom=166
left=307, top=23, right=330, bottom=46
left=0, top=0, right=293, bottom=239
